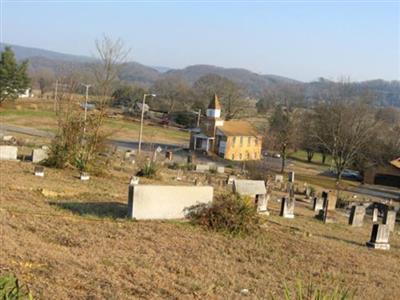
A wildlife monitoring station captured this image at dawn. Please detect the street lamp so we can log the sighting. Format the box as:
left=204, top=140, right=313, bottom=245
left=138, top=93, right=156, bottom=154
left=80, top=83, right=92, bottom=133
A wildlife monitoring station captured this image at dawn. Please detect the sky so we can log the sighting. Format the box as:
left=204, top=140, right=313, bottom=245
left=1, top=0, right=399, bottom=82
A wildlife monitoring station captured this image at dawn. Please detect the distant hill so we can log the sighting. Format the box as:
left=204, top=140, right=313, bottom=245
left=1, top=43, right=399, bottom=106
left=0, top=43, right=299, bottom=95
left=165, top=64, right=300, bottom=96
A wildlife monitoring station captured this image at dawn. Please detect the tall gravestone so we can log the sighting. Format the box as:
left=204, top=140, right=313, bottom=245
left=372, top=204, right=379, bottom=223
left=280, top=197, right=295, bottom=218
left=320, top=192, right=336, bottom=223
left=348, top=205, right=366, bottom=227
left=383, top=210, right=397, bottom=232
left=366, top=224, right=390, bottom=250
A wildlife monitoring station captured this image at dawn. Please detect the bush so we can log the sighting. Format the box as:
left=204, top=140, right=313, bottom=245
left=0, top=274, right=33, bottom=300
left=137, top=161, right=159, bottom=178
left=187, top=193, right=261, bottom=235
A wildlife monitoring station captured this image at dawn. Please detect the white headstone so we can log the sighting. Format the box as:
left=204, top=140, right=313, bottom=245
left=32, top=148, right=48, bottom=163
left=0, top=146, right=18, bottom=160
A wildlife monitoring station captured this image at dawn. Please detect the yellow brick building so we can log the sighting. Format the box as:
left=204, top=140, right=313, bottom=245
left=190, top=95, right=262, bottom=161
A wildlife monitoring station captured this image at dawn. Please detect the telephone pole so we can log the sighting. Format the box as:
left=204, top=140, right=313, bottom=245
left=81, top=83, right=91, bottom=133
left=54, top=80, right=58, bottom=113
left=138, top=93, right=156, bottom=154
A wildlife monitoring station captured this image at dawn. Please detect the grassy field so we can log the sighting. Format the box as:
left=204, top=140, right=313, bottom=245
left=289, top=150, right=332, bottom=166
left=1, top=159, right=399, bottom=299
left=0, top=106, right=189, bottom=145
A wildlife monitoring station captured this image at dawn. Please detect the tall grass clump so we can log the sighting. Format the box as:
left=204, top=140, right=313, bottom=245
left=0, top=274, right=33, bottom=300
left=187, top=193, right=261, bottom=235
left=276, top=281, right=356, bottom=300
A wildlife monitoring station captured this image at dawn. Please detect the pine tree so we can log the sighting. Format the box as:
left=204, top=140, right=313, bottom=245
left=0, top=46, right=30, bottom=103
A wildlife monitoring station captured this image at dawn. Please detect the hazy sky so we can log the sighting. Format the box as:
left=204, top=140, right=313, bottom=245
left=1, top=0, right=399, bottom=81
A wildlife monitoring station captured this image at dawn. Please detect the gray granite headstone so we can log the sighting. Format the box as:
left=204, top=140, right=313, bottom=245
left=366, top=224, right=390, bottom=250
left=349, top=205, right=366, bottom=227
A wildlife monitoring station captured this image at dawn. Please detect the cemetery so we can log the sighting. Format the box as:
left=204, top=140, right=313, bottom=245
left=1, top=131, right=399, bottom=299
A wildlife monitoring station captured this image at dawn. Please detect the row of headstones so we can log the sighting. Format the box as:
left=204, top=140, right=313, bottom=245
left=348, top=204, right=397, bottom=250
left=279, top=180, right=397, bottom=250
left=0, top=145, right=48, bottom=163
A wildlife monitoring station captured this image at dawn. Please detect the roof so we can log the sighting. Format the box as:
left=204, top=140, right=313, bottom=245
left=217, top=120, right=260, bottom=137
left=233, top=180, right=266, bottom=195
left=208, top=94, right=221, bottom=110
left=390, top=158, right=400, bottom=169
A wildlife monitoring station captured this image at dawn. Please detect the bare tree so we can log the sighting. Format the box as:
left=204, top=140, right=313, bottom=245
left=193, top=74, right=247, bottom=120
left=268, top=105, right=298, bottom=173
left=313, top=82, right=379, bottom=182
left=152, top=75, right=191, bottom=114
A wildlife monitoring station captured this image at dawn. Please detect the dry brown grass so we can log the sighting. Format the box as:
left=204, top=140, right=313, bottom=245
left=1, top=160, right=399, bottom=299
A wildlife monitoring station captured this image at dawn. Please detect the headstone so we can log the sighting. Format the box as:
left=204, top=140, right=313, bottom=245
left=2, top=135, right=14, bottom=142
left=233, top=179, right=267, bottom=197
left=320, top=198, right=337, bottom=223
left=129, top=176, right=140, bottom=185
left=80, top=172, right=90, bottom=181
left=383, top=210, right=397, bottom=232
left=366, top=224, right=390, bottom=250
left=257, top=194, right=270, bottom=215
left=275, top=174, right=284, bottom=183
left=127, top=184, right=213, bottom=219
left=288, top=171, right=295, bottom=183
left=32, top=148, right=48, bottom=163
left=348, top=205, right=366, bottom=227
left=165, top=151, right=173, bottom=161
left=372, top=206, right=379, bottom=223
left=34, top=166, right=44, bottom=177
left=227, top=175, right=236, bottom=185
left=216, top=166, right=225, bottom=174
left=196, top=164, right=210, bottom=172
left=280, top=197, right=295, bottom=218
left=305, top=186, right=311, bottom=199
left=125, top=150, right=133, bottom=160
left=0, top=146, right=18, bottom=160
left=322, top=191, right=337, bottom=211
left=312, top=197, right=324, bottom=212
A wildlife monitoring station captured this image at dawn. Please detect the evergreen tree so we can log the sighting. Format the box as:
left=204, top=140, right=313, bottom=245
left=0, top=46, right=30, bottom=103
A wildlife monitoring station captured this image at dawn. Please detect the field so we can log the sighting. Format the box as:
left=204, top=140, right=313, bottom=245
left=0, top=100, right=189, bottom=145
left=1, top=158, right=399, bottom=299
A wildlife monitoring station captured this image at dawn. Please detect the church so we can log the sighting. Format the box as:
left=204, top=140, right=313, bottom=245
left=189, top=95, right=262, bottom=161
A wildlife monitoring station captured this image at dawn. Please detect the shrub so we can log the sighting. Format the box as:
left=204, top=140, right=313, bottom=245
left=0, top=274, right=33, bottom=300
left=187, top=193, right=261, bottom=235
left=137, top=161, right=159, bottom=178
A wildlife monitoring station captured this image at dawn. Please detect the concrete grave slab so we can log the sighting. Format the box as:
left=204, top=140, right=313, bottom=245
left=233, top=180, right=266, bottom=196
left=0, top=146, right=18, bottom=160
left=127, top=185, right=213, bottom=220
left=196, top=164, right=210, bottom=172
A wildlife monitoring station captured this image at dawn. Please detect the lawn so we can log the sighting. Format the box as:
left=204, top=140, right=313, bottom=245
left=1, top=159, right=399, bottom=299
left=289, top=150, right=332, bottom=166
left=0, top=107, right=189, bottom=145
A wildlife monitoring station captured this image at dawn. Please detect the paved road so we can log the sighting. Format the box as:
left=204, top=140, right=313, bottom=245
left=0, top=123, right=186, bottom=152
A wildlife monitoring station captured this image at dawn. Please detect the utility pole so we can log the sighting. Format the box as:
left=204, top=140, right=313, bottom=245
left=54, top=80, right=58, bottom=113
left=138, top=93, right=156, bottom=154
left=81, top=83, right=91, bottom=134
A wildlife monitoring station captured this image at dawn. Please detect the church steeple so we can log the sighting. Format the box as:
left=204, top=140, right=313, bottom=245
left=206, top=94, right=221, bottom=118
